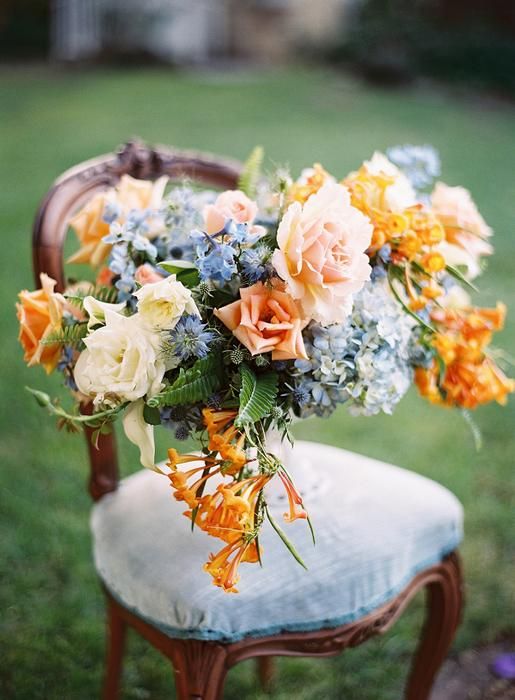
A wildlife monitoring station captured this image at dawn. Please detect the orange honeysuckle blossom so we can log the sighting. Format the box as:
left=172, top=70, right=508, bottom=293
left=415, top=304, right=515, bottom=409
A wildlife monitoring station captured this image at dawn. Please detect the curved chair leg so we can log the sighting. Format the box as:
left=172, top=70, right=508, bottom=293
left=257, top=656, right=276, bottom=692
left=102, top=596, right=127, bottom=700
left=405, top=552, right=463, bottom=700
left=169, top=639, right=228, bottom=700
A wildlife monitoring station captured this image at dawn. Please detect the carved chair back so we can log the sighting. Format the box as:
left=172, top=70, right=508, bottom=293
left=32, top=142, right=242, bottom=502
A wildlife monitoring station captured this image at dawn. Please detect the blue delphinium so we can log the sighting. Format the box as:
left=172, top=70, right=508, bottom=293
left=166, top=315, right=215, bottom=362
left=191, top=230, right=238, bottom=283
left=240, top=243, right=273, bottom=283
left=294, top=279, right=415, bottom=418
left=157, top=187, right=215, bottom=261
left=386, top=144, right=441, bottom=192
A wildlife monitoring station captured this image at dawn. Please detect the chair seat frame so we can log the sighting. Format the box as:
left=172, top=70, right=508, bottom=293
left=32, top=141, right=464, bottom=699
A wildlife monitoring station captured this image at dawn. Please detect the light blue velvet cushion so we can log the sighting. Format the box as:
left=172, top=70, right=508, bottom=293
left=91, top=441, right=463, bottom=643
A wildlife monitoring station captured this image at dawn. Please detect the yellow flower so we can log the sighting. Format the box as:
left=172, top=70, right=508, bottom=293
left=68, top=175, right=168, bottom=267
left=288, top=163, right=334, bottom=204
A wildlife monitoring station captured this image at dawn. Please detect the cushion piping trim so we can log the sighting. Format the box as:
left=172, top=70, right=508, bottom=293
left=98, top=532, right=462, bottom=644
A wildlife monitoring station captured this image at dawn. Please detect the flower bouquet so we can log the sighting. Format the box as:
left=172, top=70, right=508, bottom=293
left=18, top=145, right=513, bottom=592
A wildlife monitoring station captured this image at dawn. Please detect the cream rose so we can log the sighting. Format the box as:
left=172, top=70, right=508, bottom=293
left=134, top=275, right=199, bottom=331
left=272, top=182, right=373, bottom=325
left=74, top=310, right=164, bottom=404
left=432, top=182, right=493, bottom=279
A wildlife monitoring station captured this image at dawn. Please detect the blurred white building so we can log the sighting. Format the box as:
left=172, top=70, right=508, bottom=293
left=51, top=0, right=350, bottom=64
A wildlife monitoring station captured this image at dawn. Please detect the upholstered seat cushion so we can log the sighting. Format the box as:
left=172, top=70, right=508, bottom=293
left=91, top=441, right=463, bottom=643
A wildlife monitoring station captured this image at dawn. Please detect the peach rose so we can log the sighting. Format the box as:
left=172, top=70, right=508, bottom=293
left=204, top=189, right=259, bottom=235
left=68, top=174, right=168, bottom=267
left=134, top=264, right=164, bottom=286
left=431, top=182, right=493, bottom=279
left=214, top=282, right=308, bottom=361
left=17, top=273, right=64, bottom=373
left=272, top=182, right=372, bottom=325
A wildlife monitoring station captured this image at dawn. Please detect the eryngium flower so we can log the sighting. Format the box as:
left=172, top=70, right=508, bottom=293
left=166, top=315, right=215, bottom=362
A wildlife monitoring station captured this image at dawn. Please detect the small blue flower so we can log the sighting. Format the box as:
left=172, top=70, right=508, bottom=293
left=102, top=201, right=121, bottom=224
left=197, top=243, right=237, bottom=283
left=167, top=315, right=215, bottom=362
left=240, top=244, right=273, bottom=283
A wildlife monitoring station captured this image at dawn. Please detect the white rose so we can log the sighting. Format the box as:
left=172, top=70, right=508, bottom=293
left=74, top=310, right=165, bottom=403
left=134, top=275, right=199, bottom=331
left=363, top=152, right=417, bottom=211
left=83, top=295, right=126, bottom=330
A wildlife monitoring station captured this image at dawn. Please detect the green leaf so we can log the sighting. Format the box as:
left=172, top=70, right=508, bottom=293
left=143, top=404, right=162, bottom=426
left=235, top=365, right=278, bottom=428
left=265, top=505, right=307, bottom=570
left=64, top=284, right=119, bottom=308
left=461, top=409, right=483, bottom=451
left=445, top=264, right=479, bottom=293
left=41, top=323, right=88, bottom=348
left=237, top=146, right=264, bottom=199
left=157, top=260, right=200, bottom=288
left=147, top=354, right=222, bottom=408
left=387, top=267, right=436, bottom=333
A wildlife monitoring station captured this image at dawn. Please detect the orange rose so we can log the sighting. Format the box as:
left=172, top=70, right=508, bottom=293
left=68, top=174, right=168, bottom=267
left=16, top=273, right=64, bottom=373
left=214, top=282, right=308, bottom=361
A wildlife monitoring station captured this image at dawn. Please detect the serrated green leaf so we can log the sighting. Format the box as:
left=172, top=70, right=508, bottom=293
left=147, top=354, right=222, bottom=408
left=237, top=146, right=264, bottom=199
left=235, top=365, right=278, bottom=427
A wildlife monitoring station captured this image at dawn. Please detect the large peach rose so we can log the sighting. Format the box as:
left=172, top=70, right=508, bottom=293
left=204, top=189, right=259, bottom=234
left=431, top=182, right=493, bottom=279
left=214, top=282, right=308, bottom=361
left=68, top=174, right=168, bottom=267
left=272, top=182, right=372, bottom=325
left=17, top=273, right=64, bottom=373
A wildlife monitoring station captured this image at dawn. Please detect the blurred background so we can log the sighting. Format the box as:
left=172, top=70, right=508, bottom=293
left=1, top=2, right=514, bottom=699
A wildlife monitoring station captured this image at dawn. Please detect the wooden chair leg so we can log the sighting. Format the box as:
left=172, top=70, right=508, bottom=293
left=405, top=552, right=463, bottom=700
left=169, top=639, right=228, bottom=700
left=102, top=596, right=127, bottom=700
left=256, top=656, right=275, bottom=692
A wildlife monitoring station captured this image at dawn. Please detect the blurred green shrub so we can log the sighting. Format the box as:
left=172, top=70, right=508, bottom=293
left=0, top=0, right=50, bottom=58
left=329, top=0, right=515, bottom=95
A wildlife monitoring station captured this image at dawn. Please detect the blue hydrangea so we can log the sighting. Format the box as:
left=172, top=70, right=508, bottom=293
left=293, top=280, right=416, bottom=418
left=240, top=243, right=273, bottom=283
left=166, top=315, right=215, bottom=362
left=386, top=144, right=441, bottom=192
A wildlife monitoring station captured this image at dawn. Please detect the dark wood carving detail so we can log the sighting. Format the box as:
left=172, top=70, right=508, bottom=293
left=102, top=552, right=463, bottom=699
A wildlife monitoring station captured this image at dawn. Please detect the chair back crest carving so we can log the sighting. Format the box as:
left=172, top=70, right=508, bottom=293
left=32, top=141, right=242, bottom=500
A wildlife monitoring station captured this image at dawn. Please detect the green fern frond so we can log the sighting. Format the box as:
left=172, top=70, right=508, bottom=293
left=237, top=146, right=264, bottom=199
left=64, top=284, right=119, bottom=308
left=235, top=365, right=278, bottom=428
left=147, top=354, right=223, bottom=408
left=41, top=323, right=88, bottom=348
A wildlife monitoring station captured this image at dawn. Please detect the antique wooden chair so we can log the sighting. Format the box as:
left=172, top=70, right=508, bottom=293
left=32, top=142, right=464, bottom=699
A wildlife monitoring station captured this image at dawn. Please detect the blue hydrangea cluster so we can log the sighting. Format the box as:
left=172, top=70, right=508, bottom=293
left=190, top=230, right=238, bottom=283
left=386, top=144, right=441, bottom=192
left=166, top=315, right=216, bottom=362
left=293, top=280, right=415, bottom=418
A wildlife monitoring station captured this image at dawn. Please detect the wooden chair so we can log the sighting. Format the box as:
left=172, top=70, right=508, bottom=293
left=32, top=141, right=464, bottom=700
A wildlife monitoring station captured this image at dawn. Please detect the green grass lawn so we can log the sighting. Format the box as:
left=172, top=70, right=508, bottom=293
left=1, top=65, right=514, bottom=699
